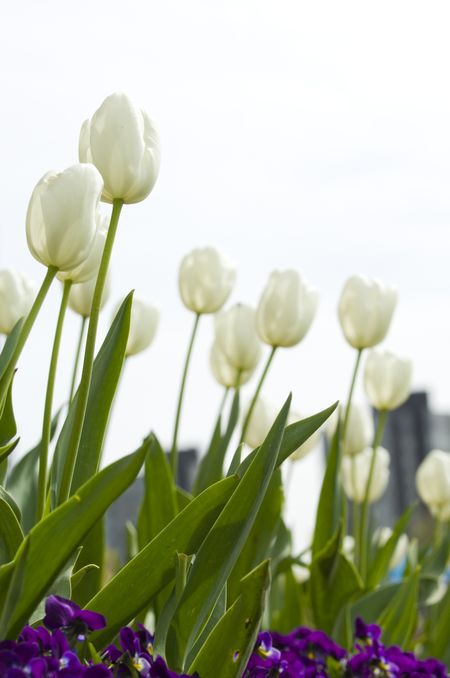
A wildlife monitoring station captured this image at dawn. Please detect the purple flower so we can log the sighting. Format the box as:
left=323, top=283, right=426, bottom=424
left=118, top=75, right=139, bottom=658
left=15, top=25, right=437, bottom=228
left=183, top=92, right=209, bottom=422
left=354, top=617, right=382, bottom=644
left=44, top=595, right=106, bottom=641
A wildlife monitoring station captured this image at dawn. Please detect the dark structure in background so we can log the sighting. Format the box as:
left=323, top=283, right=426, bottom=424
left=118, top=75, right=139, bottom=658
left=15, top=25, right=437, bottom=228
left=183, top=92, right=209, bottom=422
left=106, top=448, right=197, bottom=564
left=376, top=391, right=450, bottom=530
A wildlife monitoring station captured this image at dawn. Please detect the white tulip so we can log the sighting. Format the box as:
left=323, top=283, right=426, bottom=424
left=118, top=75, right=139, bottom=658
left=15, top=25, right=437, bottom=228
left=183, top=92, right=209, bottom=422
left=416, top=449, right=450, bottom=522
left=256, top=270, right=319, bottom=348
left=79, top=92, right=160, bottom=204
left=242, top=398, right=276, bottom=449
left=210, top=340, right=253, bottom=389
left=288, top=410, right=321, bottom=461
left=327, top=402, right=374, bottom=457
left=342, top=446, right=390, bottom=504
left=364, top=350, right=413, bottom=411
left=373, top=527, right=409, bottom=569
left=178, top=247, right=236, bottom=314
left=342, top=535, right=355, bottom=560
left=124, top=297, right=159, bottom=357
left=0, top=270, right=37, bottom=335
left=338, top=275, right=397, bottom=349
left=57, top=213, right=108, bottom=284
left=69, top=271, right=111, bottom=318
left=215, top=304, right=262, bottom=372
left=26, top=164, right=103, bottom=271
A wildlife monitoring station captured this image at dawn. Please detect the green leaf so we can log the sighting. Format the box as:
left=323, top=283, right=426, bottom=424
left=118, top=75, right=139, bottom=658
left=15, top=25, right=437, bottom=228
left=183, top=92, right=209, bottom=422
left=367, top=505, right=415, bottom=588
left=87, top=475, right=239, bottom=649
left=72, top=519, right=105, bottom=606
left=188, top=560, right=271, bottom=678
left=0, top=374, right=17, bottom=446
left=376, top=567, right=420, bottom=648
left=166, top=395, right=291, bottom=670
left=269, top=566, right=304, bottom=633
left=7, top=408, right=63, bottom=533
left=29, top=548, right=81, bottom=624
left=0, top=485, right=21, bottom=523
left=0, top=492, right=24, bottom=562
left=427, top=587, right=450, bottom=662
left=0, top=540, right=29, bottom=638
left=0, top=319, right=24, bottom=382
left=310, top=525, right=364, bottom=633
left=194, top=389, right=240, bottom=495
left=176, top=487, right=192, bottom=510
left=186, top=584, right=227, bottom=668
left=236, top=402, right=337, bottom=477
left=137, top=434, right=177, bottom=549
left=71, top=564, right=100, bottom=590
left=228, top=469, right=283, bottom=604
left=51, top=294, right=132, bottom=501
left=5, top=445, right=145, bottom=638
left=227, top=444, right=243, bottom=477
left=312, top=422, right=342, bottom=558
left=0, top=438, right=19, bottom=466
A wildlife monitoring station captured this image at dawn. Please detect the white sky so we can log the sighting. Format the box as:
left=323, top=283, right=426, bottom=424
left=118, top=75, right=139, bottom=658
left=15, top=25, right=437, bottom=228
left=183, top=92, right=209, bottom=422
left=1, top=1, right=450, bottom=541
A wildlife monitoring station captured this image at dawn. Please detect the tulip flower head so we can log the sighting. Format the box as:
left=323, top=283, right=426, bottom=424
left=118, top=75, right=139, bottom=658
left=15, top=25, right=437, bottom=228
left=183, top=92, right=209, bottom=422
left=256, top=270, right=319, bottom=348
left=416, top=449, right=450, bottom=522
left=215, top=303, right=262, bottom=372
left=327, top=401, right=374, bottom=457
left=342, top=446, right=390, bottom=503
left=364, top=349, right=413, bottom=411
left=57, top=212, right=108, bottom=284
left=122, top=296, right=159, bottom=357
left=79, top=92, right=160, bottom=204
left=338, top=275, right=397, bottom=349
left=178, top=247, right=236, bottom=315
left=26, top=164, right=103, bottom=271
left=0, top=269, right=37, bottom=335
left=210, top=340, right=253, bottom=389
left=69, top=270, right=112, bottom=318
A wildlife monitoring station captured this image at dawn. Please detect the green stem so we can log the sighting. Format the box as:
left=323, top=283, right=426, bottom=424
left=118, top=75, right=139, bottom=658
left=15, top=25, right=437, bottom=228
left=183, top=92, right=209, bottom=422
left=351, top=456, right=361, bottom=565
left=217, top=386, right=230, bottom=423
left=57, top=199, right=123, bottom=504
left=240, top=345, right=277, bottom=444
left=37, top=280, right=71, bottom=521
left=359, top=408, right=388, bottom=579
left=170, top=313, right=201, bottom=479
left=68, top=316, right=87, bottom=403
left=0, top=267, right=57, bottom=410
left=341, top=348, right=363, bottom=446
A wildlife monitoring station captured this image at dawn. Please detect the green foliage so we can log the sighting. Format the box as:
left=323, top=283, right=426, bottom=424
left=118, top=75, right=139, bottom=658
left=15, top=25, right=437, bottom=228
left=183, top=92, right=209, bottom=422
left=312, top=422, right=343, bottom=558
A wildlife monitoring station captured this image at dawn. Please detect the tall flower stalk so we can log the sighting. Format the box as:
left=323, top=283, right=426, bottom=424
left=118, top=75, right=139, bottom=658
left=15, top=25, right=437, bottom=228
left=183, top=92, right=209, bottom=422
left=68, top=316, right=87, bottom=403
left=37, top=280, right=72, bottom=520
left=58, top=199, right=123, bottom=504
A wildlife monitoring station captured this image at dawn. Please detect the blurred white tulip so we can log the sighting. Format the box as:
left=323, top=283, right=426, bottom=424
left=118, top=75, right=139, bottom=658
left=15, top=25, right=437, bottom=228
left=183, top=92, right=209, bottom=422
left=178, top=247, right=236, bottom=314
left=364, top=350, right=413, bottom=411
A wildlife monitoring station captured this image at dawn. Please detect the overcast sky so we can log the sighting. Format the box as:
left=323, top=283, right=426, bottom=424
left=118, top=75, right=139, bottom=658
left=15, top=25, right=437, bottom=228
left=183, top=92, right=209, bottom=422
left=1, top=0, right=449, bottom=542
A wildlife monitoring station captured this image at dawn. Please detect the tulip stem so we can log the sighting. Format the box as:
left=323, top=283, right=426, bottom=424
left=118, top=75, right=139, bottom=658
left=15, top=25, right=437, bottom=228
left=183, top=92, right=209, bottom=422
left=358, top=408, right=388, bottom=578
left=57, top=199, right=123, bottom=505
left=37, top=280, right=71, bottom=521
left=342, top=348, right=363, bottom=445
left=170, top=313, right=201, bottom=479
left=68, top=316, right=87, bottom=403
left=240, top=346, right=277, bottom=445
left=0, top=266, right=57, bottom=413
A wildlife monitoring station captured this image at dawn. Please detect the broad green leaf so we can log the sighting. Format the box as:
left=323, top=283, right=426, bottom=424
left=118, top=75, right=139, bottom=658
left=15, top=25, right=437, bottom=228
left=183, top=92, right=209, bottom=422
left=227, top=443, right=243, bottom=477
left=312, top=421, right=342, bottom=558
left=5, top=445, right=145, bottom=638
left=30, top=548, right=81, bottom=624
left=137, top=435, right=177, bottom=549
left=310, top=525, right=363, bottom=633
left=269, top=566, right=305, bottom=633
left=7, top=408, right=62, bottom=533
left=194, top=389, right=240, bottom=495
left=186, top=584, right=227, bottom=668
left=189, top=560, right=270, bottom=678
left=87, top=475, right=239, bottom=649
left=72, top=519, right=104, bottom=606
left=236, top=402, right=338, bottom=477
left=51, top=294, right=132, bottom=502
left=427, top=587, right=450, bottom=662
left=376, top=567, right=420, bottom=648
left=0, top=438, right=19, bottom=465
left=0, top=486, right=21, bottom=523
left=367, top=505, right=415, bottom=588
left=228, top=469, right=283, bottom=604
left=176, top=487, right=192, bottom=510
left=0, top=319, right=24, bottom=381
left=0, top=375, right=17, bottom=446
left=0, top=540, right=29, bottom=638
left=0, top=493, right=23, bottom=562
left=71, top=564, right=99, bottom=590
left=166, top=395, right=291, bottom=670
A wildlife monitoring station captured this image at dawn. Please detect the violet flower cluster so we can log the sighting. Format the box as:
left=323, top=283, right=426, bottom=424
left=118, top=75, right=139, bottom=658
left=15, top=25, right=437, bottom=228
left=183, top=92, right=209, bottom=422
left=0, top=595, right=448, bottom=677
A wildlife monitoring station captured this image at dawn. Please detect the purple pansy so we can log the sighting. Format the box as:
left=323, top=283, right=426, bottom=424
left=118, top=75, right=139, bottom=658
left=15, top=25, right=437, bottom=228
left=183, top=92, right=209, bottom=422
left=44, top=596, right=106, bottom=641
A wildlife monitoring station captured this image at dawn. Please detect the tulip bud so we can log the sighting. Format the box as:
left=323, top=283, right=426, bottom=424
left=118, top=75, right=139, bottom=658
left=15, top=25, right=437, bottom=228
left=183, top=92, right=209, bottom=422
left=79, top=92, right=160, bottom=204
left=242, top=398, right=276, bottom=449
left=256, top=270, right=319, bottom=348
left=341, top=446, right=390, bottom=503
left=0, top=270, right=37, bottom=335
left=215, top=304, right=262, bottom=372
left=364, top=349, right=413, bottom=411
left=338, top=275, right=397, bottom=349
left=26, top=164, right=103, bottom=271
left=415, top=449, right=450, bottom=522
left=124, top=297, right=159, bottom=357
left=57, top=213, right=108, bottom=284
left=373, top=527, right=409, bottom=569
left=69, top=271, right=112, bottom=318
left=210, top=340, right=253, bottom=389
left=327, top=402, right=374, bottom=457
left=178, top=247, right=236, bottom=314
